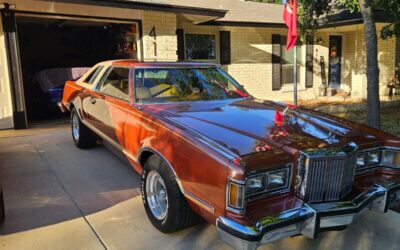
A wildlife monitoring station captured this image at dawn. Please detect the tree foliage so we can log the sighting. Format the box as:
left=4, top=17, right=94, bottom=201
left=247, top=0, right=282, bottom=3
left=297, top=0, right=400, bottom=40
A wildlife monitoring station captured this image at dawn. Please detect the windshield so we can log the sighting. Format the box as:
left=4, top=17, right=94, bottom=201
left=134, top=67, right=249, bottom=103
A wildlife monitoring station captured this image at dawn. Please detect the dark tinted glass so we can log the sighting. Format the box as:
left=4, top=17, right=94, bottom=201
left=185, top=34, right=216, bottom=60
left=134, top=67, right=249, bottom=103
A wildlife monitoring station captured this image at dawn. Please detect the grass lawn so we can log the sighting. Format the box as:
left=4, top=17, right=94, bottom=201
left=299, top=99, right=400, bottom=137
left=333, top=108, right=400, bottom=137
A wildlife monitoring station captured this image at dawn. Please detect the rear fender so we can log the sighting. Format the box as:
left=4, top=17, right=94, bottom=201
left=62, top=81, right=86, bottom=119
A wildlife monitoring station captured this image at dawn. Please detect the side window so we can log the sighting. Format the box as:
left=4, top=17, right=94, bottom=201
left=83, top=66, right=103, bottom=84
left=97, top=67, right=130, bottom=101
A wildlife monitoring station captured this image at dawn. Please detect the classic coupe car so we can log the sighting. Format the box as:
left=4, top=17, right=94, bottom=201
left=61, top=60, right=400, bottom=249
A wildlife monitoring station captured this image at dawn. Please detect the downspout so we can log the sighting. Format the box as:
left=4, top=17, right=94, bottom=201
left=352, top=24, right=359, bottom=96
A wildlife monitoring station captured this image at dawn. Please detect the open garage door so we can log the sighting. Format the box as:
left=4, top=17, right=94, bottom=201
left=16, top=15, right=140, bottom=125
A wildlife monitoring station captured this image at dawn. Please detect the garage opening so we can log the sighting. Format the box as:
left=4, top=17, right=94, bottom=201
left=16, top=15, right=140, bottom=124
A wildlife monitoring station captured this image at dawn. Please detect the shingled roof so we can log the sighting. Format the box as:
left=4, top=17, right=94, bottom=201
left=168, top=0, right=285, bottom=26
left=51, top=0, right=393, bottom=28
left=51, top=0, right=285, bottom=26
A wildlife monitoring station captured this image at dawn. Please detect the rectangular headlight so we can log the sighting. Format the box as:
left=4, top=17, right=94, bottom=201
left=267, top=169, right=289, bottom=190
left=245, top=175, right=265, bottom=194
left=367, top=151, right=382, bottom=166
left=227, top=180, right=245, bottom=212
left=382, top=150, right=400, bottom=168
left=356, top=153, right=367, bottom=169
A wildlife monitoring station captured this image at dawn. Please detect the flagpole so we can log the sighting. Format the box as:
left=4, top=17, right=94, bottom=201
left=294, top=44, right=298, bottom=106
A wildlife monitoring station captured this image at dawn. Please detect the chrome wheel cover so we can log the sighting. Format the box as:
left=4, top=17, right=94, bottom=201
left=146, top=170, right=168, bottom=220
left=72, top=111, right=80, bottom=141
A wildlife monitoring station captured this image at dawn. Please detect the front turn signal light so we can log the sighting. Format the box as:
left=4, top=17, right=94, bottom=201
left=227, top=180, right=245, bottom=213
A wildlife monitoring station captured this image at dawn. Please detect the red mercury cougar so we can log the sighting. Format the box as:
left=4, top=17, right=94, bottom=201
left=61, top=60, right=400, bottom=249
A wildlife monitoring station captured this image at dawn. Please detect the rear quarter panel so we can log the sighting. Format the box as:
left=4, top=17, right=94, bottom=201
left=62, top=80, right=94, bottom=121
left=62, top=80, right=82, bottom=111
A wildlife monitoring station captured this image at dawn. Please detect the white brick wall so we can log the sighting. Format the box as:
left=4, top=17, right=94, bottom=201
left=141, top=11, right=178, bottom=61
left=179, top=20, right=319, bottom=102
left=314, top=24, right=396, bottom=99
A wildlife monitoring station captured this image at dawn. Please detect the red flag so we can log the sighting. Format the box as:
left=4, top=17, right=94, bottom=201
left=283, top=0, right=298, bottom=50
left=274, top=111, right=284, bottom=126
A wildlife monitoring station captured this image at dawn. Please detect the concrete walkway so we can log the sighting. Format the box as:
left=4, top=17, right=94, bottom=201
left=1, top=123, right=400, bottom=250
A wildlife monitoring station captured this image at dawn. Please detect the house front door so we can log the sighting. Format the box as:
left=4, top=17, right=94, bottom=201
left=329, top=35, right=342, bottom=90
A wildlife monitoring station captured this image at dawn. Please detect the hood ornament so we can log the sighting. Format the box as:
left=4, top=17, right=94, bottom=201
left=328, top=130, right=337, bottom=142
left=342, top=141, right=358, bottom=154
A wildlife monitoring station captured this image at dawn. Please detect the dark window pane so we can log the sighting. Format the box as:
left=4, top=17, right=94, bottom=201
left=185, top=34, right=216, bottom=60
left=84, top=66, right=103, bottom=84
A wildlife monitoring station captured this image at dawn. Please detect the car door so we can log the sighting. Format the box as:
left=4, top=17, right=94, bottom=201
left=86, top=66, right=130, bottom=148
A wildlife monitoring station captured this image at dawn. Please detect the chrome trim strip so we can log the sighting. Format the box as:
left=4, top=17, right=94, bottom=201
left=355, top=166, right=400, bottom=175
left=133, top=65, right=218, bottom=69
left=81, top=120, right=124, bottom=152
left=184, top=191, right=215, bottom=214
left=123, top=149, right=138, bottom=162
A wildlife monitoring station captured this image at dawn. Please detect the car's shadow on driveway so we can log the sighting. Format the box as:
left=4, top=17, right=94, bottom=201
left=0, top=126, right=141, bottom=235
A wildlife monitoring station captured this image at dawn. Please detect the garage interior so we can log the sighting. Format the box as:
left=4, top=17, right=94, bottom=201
left=16, top=15, right=139, bottom=124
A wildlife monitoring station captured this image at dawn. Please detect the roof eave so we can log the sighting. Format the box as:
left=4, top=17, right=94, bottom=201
left=318, top=10, right=394, bottom=29
left=201, top=20, right=286, bottom=28
left=46, top=0, right=228, bottom=18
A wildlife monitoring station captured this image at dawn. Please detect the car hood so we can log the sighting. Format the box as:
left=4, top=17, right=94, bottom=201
left=142, top=98, right=382, bottom=157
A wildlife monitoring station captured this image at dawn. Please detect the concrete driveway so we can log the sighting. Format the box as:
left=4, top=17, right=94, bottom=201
left=0, top=121, right=400, bottom=250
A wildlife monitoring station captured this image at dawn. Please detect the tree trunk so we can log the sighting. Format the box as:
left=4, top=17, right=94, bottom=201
left=359, top=0, right=380, bottom=129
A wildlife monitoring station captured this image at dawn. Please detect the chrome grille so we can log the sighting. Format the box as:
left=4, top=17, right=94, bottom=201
left=298, top=152, right=356, bottom=203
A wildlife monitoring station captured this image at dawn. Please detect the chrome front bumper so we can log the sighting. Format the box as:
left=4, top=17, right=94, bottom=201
left=217, top=180, right=400, bottom=250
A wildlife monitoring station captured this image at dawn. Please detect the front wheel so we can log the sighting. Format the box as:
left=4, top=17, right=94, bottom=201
left=71, top=107, right=97, bottom=149
left=141, top=155, right=199, bottom=233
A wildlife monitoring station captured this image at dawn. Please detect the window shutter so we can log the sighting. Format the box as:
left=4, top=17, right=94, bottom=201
left=220, top=31, right=231, bottom=65
left=272, top=34, right=282, bottom=91
left=305, top=36, right=314, bottom=88
left=176, top=29, right=185, bottom=60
